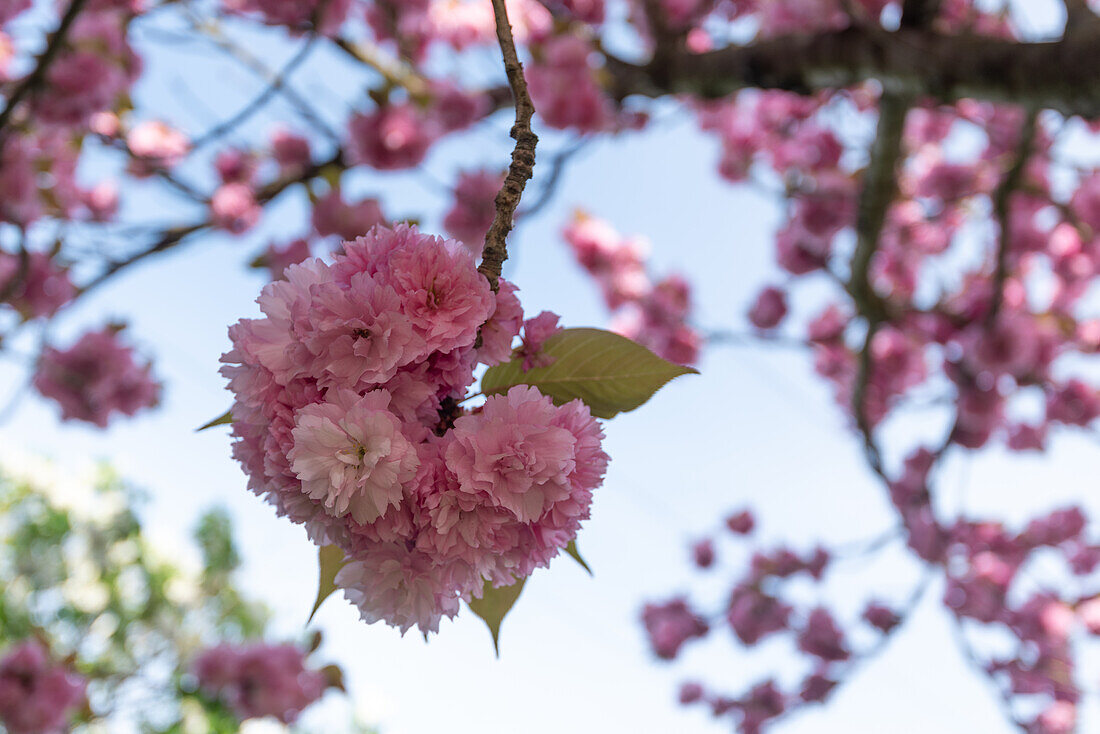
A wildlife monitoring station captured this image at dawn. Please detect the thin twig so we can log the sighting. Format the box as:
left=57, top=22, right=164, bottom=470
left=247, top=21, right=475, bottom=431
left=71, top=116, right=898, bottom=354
left=332, top=37, right=431, bottom=101
left=189, top=12, right=339, bottom=143
left=190, top=34, right=321, bottom=151
left=478, top=0, right=538, bottom=291
left=78, top=151, right=345, bottom=296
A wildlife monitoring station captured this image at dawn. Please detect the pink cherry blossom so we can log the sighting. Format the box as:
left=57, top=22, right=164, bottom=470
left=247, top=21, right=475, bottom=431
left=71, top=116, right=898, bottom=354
left=289, top=389, right=420, bottom=524
left=270, top=128, right=312, bottom=173
left=211, top=182, right=261, bottom=234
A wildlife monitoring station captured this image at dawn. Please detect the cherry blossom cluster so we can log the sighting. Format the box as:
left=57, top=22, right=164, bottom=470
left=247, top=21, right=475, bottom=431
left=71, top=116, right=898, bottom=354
left=222, top=224, right=607, bottom=633
left=192, top=642, right=327, bottom=723
left=564, top=212, right=700, bottom=365
left=0, top=640, right=86, bottom=734
left=32, top=326, right=160, bottom=427
left=3, top=0, right=1100, bottom=730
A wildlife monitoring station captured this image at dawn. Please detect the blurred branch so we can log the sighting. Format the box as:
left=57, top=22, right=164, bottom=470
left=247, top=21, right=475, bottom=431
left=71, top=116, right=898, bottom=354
left=516, top=139, right=588, bottom=219
left=190, top=33, right=322, bottom=151
left=603, top=26, right=1100, bottom=118
left=0, top=0, right=90, bottom=135
left=332, top=37, right=431, bottom=100
left=900, top=0, right=942, bottom=28
left=78, top=151, right=344, bottom=296
left=704, top=329, right=809, bottom=349
left=847, top=93, right=911, bottom=479
left=191, top=14, right=339, bottom=143
left=987, top=110, right=1038, bottom=324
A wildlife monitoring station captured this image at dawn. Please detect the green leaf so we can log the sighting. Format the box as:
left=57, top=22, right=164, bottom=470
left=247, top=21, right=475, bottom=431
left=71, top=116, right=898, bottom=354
left=468, top=577, right=526, bottom=656
left=480, top=328, right=698, bottom=419
left=308, top=545, right=346, bottom=624
left=196, top=410, right=232, bottom=432
left=565, top=540, right=593, bottom=576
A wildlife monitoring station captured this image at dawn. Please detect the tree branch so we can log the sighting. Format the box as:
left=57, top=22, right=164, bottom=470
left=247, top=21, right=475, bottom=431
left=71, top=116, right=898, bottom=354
left=848, top=93, right=909, bottom=321
left=900, top=0, right=942, bottom=28
left=478, top=0, right=538, bottom=291
left=987, top=110, right=1038, bottom=324
left=0, top=0, right=90, bottom=135
left=604, top=26, right=1100, bottom=119
left=847, top=93, right=911, bottom=478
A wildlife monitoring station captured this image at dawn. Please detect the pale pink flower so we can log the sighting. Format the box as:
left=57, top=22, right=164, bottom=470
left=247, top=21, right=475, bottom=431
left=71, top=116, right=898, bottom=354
left=214, top=148, right=258, bottom=184
left=642, top=598, right=709, bottom=659
left=477, top=279, right=523, bottom=365
left=527, top=35, right=612, bottom=132
left=211, top=182, right=261, bottom=234
left=127, top=120, right=189, bottom=175
left=373, top=227, right=494, bottom=354
left=447, top=386, right=579, bottom=522
left=747, top=286, right=788, bottom=330
left=727, top=585, right=792, bottom=645
left=0, top=0, right=30, bottom=26
left=81, top=180, right=119, bottom=222
left=300, top=274, right=424, bottom=387
left=289, top=389, right=419, bottom=524
left=271, top=128, right=311, bottom=174
left=260, top=238, right=311, bottom=280
left=517, top=310, right=561, bottom=370
left=797, top=608, right=850, bottom=662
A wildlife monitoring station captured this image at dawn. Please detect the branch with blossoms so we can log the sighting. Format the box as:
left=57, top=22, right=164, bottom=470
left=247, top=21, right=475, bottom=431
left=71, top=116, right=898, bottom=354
left=7, top=1, right=1100, bottom=733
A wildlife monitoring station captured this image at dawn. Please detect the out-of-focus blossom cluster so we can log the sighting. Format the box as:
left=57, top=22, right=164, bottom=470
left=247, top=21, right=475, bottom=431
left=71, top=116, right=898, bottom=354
left=32, top=326, right=160, bottom=428
left=0, top=640, right=85, bottom=734
left=193, top=642, right=327, bottom=723
left=564, top=212, right=701, bottom=365
left=222, top=224, right=607, bottom=634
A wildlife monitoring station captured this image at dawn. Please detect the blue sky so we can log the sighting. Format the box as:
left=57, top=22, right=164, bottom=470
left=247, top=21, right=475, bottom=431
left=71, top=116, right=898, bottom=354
left=1, top=1, right=1096, bottom=732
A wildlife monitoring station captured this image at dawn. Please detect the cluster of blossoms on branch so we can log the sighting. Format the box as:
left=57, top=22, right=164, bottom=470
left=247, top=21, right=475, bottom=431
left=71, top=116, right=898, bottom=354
left=5, top=0, right=1100, bottom=730
left=597, top=1, right=1100, bottom=732
left=222, top=224, right=608, bottom=633
left=0, top=640, right=86, bottom=734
